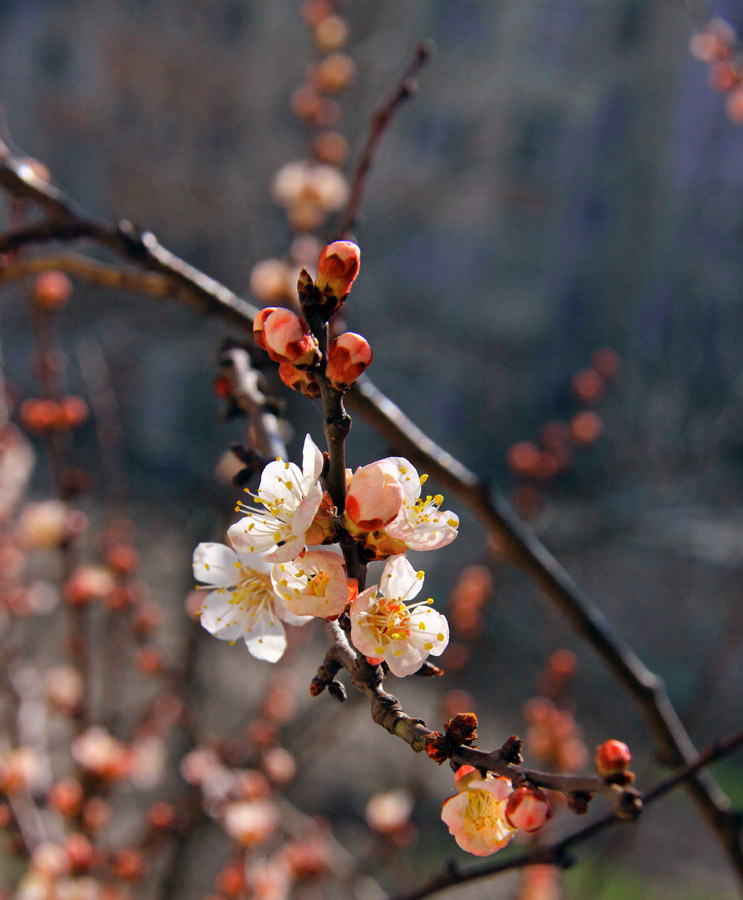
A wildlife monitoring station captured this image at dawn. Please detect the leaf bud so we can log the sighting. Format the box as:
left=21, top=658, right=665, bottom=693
left=424, top=731, right=450, bottom=764
left=445, top=712, right=478, bottom=745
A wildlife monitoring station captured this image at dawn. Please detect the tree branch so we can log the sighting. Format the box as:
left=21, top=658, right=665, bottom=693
left=390, top=726, right=743, bottom=900
left=337, top=41, right=433, bottom=238
left=0, top=143, right=740, bottom=879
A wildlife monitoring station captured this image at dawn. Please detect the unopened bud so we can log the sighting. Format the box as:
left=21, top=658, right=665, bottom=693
left=505, top=786, right=552, bottom=832
left=279, top=362, right=320, bottom=398
left=345, top=460, right=404, bottom=532
left=325, top=332, right=372, bottom=390
left=315, top=241, right=360, bottom=315
left=253, top=307, right=277, bottom=352
left=595, top=739, right=632, bottom=778
left=256, top=308, right=320, bottom=367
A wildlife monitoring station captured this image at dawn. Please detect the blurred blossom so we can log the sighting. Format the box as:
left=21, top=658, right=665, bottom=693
left=70, top=727, right=131, bottom=781
left=261, top=746, right=296, bottom=785
left=129, top=736, right=166, bottom=789
left=45, top=666, right=83, bottom=714
left=17, top=500, right=69, bottom=550
left=365, top=789, right=413, bottom=834
left=0, top=746, right=44, bottom=794
left=222, top=798, right=279, bottom=846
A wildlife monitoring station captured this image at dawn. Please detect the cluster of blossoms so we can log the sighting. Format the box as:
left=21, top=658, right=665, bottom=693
left=690, top=17, right=743, bottom=125
left=193, top=431, right=458, bottom=676
left=441, top=765, right=552, bottom=856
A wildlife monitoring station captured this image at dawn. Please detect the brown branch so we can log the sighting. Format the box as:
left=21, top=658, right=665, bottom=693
left=337, top=41, right=433, bottom=238
left=0, top=252, right=174, bottom=296
left=390, top=726, right=743, bottom=900
left=0, top=143, right=740, bottom=877
left=346, top=378, right=743, bottom=878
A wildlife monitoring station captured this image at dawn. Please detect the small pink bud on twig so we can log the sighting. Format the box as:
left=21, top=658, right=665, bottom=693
left=595, top=739, right=632, bottom=778
left=505, top=785, right=552, bottom=832
left=315, top=240, right=360, bottom=315
left=325, top=332, right=372, bottom=390
left=255, top=308, right=321, bottom=367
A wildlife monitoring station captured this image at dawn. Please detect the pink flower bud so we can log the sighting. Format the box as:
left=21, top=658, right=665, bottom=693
left=315, top=240, right=360, bottom=313
left=595, top=739, right=632, bottom=777
left=279, top=362, right=320, bottom=398
left=325, top=332, right=372, bottom=390
left=345, top=460, right=404, bottom=532
left=260, top=308, right=321, bottom=367
left=252, top=306, right=278, bottom=351
left=505, top=786, right=552, bottom=833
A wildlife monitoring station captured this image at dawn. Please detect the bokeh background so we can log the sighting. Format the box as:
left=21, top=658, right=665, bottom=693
left=1, top=0, right=743, bottom=897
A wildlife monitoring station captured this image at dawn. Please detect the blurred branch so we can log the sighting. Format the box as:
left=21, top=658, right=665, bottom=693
left=337, top=41, right=433, bottom=239
left=0, top=252, right=173, bottom=296
left=0, top=143, right=741, bottom=880
left=391, top=725, right=743, bottom=900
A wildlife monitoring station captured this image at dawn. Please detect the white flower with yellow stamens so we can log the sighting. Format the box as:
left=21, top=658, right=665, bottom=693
left=384, top=458, right=459, bottom=551
left=271, top=549, right=356, bottom=619
left=193, top=542, right=310, bottom=663
left=349, top=555, right=449, bottom=677
left=228, top=434, right=324, bottom=563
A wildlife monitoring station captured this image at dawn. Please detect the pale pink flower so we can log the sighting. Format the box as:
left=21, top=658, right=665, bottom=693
left=193, top=542, right=310, bottom=663
left=384, top=459, right=459, bottom=551
left=365, top=789, right=413, bottom=834
left=441, top=767, right=517, bottom=856
left=349, top=555, right=449, bottom=677
left=222, top=799, right=279, bottom=847
left=345, top=460, right=404, bottom=532
left=271, top=550, right=355, bottom=618
left=229, top=435, right=324, bottom=563
left=70, top=728, right=131, bottom=781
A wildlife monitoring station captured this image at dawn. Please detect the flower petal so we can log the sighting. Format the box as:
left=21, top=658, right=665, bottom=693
left=193, top=542, right=239, bottom=587
left=244, top=614, right=287, bottom=663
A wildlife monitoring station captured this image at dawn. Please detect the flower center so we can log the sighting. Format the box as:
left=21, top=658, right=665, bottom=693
left=367, top=596, right=411, bottom=642
left=463, top=789, right=501, bottom=834
left=306, top=570, right=330, bottom=597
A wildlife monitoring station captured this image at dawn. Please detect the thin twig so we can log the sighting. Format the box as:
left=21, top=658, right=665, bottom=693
left=390, top=726, right=743, bottom=900
left=0, top=143, right=740, bottom=879
left=337, top=42, right=433, bottom=238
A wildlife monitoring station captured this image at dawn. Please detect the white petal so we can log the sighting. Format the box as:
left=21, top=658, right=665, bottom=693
left=244, top=614, right=287, bottom=663
left=384, top=646, right=427, bottom=678
left=381, top=555, right=423, bottom=602
left=258, top=460, right=304, bottom=506
left=199, top=589, right=246, bottom=641
left=291, top=481, right=324, bottom=534
left=228, top=518, right=283, bottom=556
left=301, top=434, right=324, bottom=489
left=193, top=542, right=239, bottom=587
left=265, top=534, right=307, bottom=564
left=234, top=549, right=273, bottom=575
left=385, top=457, right=421, bottom=503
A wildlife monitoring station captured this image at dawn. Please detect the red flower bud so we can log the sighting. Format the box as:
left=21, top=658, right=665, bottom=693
left=505, top=786, right=552, bottom=832
left=595, top=739, right=632, bottom=777
left=325, top=332, right=372, bottom=390
left=252, top=307, right=278, bottom=351
left=315, top=240, right=360, bottom=314
left=279, top=362, right=320, bottom=398
left=259, top=308, right=320, bottom=367
left=444, top=712, right=478, bottom=745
